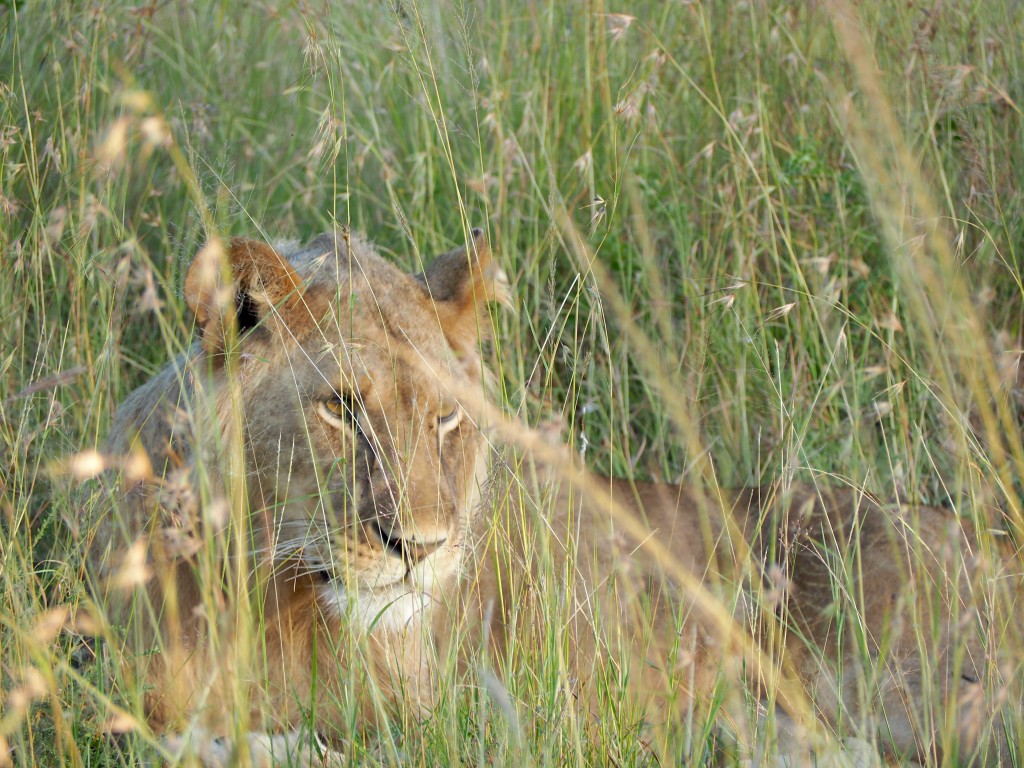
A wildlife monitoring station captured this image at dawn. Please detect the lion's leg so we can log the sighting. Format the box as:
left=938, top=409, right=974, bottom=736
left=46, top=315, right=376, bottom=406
left=100, top=547, right=245, bottom=735
left=795, top=571, right=1016, bottom=766
left=764, top=489, right=1017, bottom=766
left=162, top=726, right=344, bottom=768
left=813, top=657, right=1015, bottom=766
left=763, top=707, right=882, bottom=768
left=135, top=560, right=226, bottom=730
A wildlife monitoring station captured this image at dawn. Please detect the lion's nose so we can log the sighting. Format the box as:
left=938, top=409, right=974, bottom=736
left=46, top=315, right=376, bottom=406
left=373, top=523, right=446, bottom=565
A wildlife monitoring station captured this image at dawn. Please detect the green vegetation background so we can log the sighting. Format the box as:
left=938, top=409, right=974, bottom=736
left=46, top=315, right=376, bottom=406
left=1, top=1, right=1023, bottom=765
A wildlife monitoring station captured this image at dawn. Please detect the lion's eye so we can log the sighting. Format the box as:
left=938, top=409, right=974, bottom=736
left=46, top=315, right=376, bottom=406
left=438, top=407, right=462, bottom=439
left=318, top=393, right=358, bottom=429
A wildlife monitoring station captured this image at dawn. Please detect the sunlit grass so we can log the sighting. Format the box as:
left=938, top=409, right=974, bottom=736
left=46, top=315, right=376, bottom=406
left=1, top=0, right=1022, bottom=765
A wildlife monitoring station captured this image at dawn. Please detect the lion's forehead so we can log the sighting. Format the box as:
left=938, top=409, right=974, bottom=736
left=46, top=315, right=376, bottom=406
left=280, top=240, right=475, bottom=411
left=294, top=233, right=421, bottom=306
left=293, top=319, right=457, bottom=411
left=287, top=235, right=465, bottom=355
left=298, top=272, right=441, bottom=339
left=294, top=283, right=453, bottom=373
left=305, top=308, right=453, bottom=371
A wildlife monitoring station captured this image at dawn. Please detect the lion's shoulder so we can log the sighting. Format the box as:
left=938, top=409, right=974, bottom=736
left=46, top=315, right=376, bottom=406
left=105, top=355, right=194, bottom=467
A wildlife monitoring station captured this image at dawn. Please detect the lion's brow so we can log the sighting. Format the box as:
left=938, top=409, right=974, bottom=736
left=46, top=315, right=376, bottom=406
left=314, top=340, right=366, bottom=364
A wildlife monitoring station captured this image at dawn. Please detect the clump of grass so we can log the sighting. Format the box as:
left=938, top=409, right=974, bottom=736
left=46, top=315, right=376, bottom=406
left=1, top=0, right=1021, bottom=765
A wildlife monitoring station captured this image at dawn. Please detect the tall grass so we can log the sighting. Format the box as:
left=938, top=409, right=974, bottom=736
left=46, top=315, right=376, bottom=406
left=1, top=0, right=1022, bottom=765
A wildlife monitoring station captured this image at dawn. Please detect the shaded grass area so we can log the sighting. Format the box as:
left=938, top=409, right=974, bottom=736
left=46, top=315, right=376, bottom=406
left=1, top=0, right=1023, bottom=765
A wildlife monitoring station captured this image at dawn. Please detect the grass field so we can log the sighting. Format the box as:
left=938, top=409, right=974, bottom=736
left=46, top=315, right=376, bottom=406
left=2, top=0, right=1023, bottom=765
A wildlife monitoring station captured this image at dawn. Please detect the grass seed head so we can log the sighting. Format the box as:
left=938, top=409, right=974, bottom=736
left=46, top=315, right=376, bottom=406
left=110, top=540, right=153, bottom=590
left=67, top=450, right=106, bottom=481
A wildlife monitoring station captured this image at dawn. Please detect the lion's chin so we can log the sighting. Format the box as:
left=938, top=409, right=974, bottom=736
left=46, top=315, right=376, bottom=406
left=316, top=581, right=432, bottom=632
left=315, top=547, right=459, bottom=632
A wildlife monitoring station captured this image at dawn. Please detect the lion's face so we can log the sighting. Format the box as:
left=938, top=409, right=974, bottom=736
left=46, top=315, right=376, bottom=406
left=184, top=230, right=505, bottom=629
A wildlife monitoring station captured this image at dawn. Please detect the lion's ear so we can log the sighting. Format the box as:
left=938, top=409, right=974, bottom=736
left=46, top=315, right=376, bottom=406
left=184, top=237, right=305, bottom=357
left=417, top=228, right=510, bottom=351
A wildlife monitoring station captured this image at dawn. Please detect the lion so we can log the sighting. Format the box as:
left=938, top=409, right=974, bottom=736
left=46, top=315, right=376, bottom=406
left=87, top=229, right=1018, bottom=766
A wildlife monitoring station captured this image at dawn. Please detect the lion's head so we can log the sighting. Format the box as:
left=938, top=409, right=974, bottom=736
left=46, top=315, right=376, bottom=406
left=179, top=228, right=507, bottom=631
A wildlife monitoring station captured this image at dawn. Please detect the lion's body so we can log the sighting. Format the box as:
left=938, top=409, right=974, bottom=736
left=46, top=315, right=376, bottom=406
left=463, top=473, right=1013, bottom=761
left=89, top=231, right=1017, bottom=765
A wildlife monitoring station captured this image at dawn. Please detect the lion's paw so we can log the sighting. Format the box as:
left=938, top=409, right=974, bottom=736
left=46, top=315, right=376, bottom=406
left=162, top=726, right=343, bottom=767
